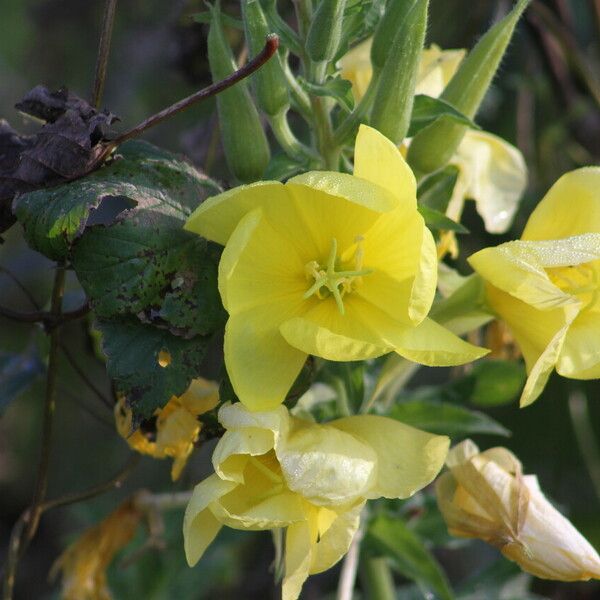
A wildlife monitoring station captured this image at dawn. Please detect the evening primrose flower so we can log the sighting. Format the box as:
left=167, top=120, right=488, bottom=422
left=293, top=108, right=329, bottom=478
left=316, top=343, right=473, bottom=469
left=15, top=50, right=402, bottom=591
left=469, top=168, right=600, bottom=406
left=52, top=499, right=142, bottom=600
left=339, top=40, right=527, bottom=257
left=436, top=439, right=600, bottom=581
left=185, top=125, right=486, bottom=410
left=184, top=402, right=450, bottom=600
left=115, top=378, right=219, bottom=480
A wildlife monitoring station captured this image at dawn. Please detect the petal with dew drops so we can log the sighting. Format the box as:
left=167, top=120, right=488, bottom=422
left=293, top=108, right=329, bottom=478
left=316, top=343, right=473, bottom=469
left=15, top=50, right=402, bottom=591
left=353, top=124, right=417, bottom=207
left=184, top=181, right=289, bottom=245
left=331, top=415, right=449, bottom=499
left=523, top=167, right=600, bottom=241
left=225, top=307, right=308, bottom=411
left=280, top=298, right=391, bottom=362
left=310, top=502, right=364, bottom=574
left=183, top=474, right=236, bottom=566
left=283, top=521, right=313, bottom=600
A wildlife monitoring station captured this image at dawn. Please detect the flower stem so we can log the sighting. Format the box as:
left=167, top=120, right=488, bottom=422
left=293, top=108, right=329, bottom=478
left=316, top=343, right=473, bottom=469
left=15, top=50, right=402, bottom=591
left=361, top=557, right=396, bottom=600
left=337, top=511, right=366, bottom=600
left=269, top=110, right=317, bottom=162
left=92, top=0, right=118, bottom=108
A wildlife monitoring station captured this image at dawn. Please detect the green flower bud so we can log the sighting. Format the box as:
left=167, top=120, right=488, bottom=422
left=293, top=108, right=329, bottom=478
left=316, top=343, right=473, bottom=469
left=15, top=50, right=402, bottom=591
left=242, top=0, right=289, bottom=117
left=370, top=0, right=415, bottom=73
left=208, top=1, right=270, bottom=183
left=306, top=0, right=347, bottom=63
left=370, top=0, right=429, bottom=144
left=407, top=0, right=530, bottom=175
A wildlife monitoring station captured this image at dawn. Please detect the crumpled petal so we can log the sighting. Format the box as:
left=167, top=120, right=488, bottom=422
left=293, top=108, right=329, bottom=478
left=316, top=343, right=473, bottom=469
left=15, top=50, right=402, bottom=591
left=283, top=521, right=313, bottom=600
left=523, top=167, right=600, bottom=241
left=447, top=130, right=527, bottom=234
left=330, top=415, right=449, bottom=499
left=353, top=124, right=416, bottom=208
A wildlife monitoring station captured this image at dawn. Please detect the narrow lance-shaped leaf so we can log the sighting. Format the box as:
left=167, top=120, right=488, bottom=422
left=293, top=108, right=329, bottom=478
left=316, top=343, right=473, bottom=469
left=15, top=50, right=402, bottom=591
left=408, top=0, right=531, bottom=174
left=370, top=0, right=429, bottom=144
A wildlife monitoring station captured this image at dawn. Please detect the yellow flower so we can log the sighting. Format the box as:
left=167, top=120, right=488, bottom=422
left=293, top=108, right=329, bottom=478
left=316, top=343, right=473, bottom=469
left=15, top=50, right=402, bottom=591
left=115, top=378, right=219, bottom=480
left=436, top=439, right=600, bottom=581
left=185, top=125, right=486, bottom=410
left=339, top=40, right=527, bottom=257
left=51, top=499, right=142, bottom=600
left=184, top=402, right=449, bottom=600
left=469, top=168, right=600, bottom=406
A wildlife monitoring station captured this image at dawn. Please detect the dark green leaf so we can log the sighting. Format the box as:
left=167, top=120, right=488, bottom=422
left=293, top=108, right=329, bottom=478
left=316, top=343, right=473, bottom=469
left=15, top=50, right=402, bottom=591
left=418, top=165, right=460, bottom=214
left=96, top=318, right=211, bottom=421
left=390, top=399, right=510, bottom=438
left=264, top=152, right=306, bottom=181
left=0, top=349, right=44, bottom=414
left=408, top=94, right=480, bottom=137
left=418, top=204, right=469, bottom=234
left=298, top=76, right=355, bottom=112
left=467, top=360, right=527, bottom=407
left=14, top=140, right=220, bottom=261
left=366, top=515, right=454, bottom=600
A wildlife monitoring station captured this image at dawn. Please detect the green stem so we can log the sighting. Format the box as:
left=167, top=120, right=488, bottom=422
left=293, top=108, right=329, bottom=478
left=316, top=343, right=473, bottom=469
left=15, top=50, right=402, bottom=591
left=293, top=0, right=313, bottom=40
left=269, top=111, right=317, bottom=162
left=282, top=58, right=312, bottom=120
left=311, top=95, right=339, bottom=169
left=361, top=557, right=396, bottom=600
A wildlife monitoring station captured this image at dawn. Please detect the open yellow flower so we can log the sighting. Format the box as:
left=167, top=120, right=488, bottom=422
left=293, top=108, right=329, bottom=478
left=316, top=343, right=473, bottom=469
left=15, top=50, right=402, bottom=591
left=469, top=168, right=600, bottom=406
left=184, top=402, right=449, bottom=600
left=339, top=40, right=527, bottom=257
left=185, top=125, right=486, bottom=410
left=436, top=439, right=600, bottom=581
left=51, top=499, right=142, bottom=600
left=115, top=378, right=219, bottom=480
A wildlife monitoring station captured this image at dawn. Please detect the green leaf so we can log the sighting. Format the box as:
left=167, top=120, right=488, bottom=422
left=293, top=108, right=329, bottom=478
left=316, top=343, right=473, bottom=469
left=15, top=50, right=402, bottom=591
left=418, top=204, right=469, bottom=234
left=96, top=317, right=211, bottom=421
left=192, top=11, right=244, bottom=29
left=390, top=399, right=510, bottom=438
left=366, top=515, right=454, bottom=600
left=408, top=94, right=480, bottom=137
left=264, top=152, right=306, bottom=181
left=298, top=76, right=355, bottom=112
left=417, top=165, right=460, bottom=214
left=467, top=360, right=527, bottom=407
left=0, top=349, right=44, bottom=414
left=260, top=0, right=304, bottom=57
left=14, top=140, right=220, bottom=261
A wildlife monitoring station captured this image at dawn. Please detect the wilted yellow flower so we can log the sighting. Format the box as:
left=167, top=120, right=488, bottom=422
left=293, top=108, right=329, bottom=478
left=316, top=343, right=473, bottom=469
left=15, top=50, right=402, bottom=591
left=339, top=40, right=527, bottom=257
left=469, top=168, right=600, bottom=406
left=184, top=402, right=449, bottom=600
left=185, top=125, right=485, bottom=410
left=436, top=439, right=600, bottom=581
left=52, top=499, right=142, bottom=600
left=115, top=378, right=219, bottom=480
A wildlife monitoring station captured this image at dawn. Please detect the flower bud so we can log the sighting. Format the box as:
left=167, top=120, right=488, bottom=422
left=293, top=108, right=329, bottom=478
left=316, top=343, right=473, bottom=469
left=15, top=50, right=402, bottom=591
left=408, top=0, right=530, bottom=174
left=436, top=439, right=600, bottom=581
left=242, top=0, right=289, bottom=117
left=306, top=0, right=347, bottom=63
left=370, top=0, right=429, bottom=144
left=208, top=1, right=270, bottom=183
left=370, top=0, right=415, bottom=73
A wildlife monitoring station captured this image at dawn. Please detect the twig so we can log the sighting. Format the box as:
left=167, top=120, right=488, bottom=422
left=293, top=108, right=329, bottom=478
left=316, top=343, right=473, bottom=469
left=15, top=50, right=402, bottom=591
left=111, top=34, right=279, bottom=146
left=0, top=301, right=90, bottom=328
left=337, top=515, right=366, bottom=600
left=60, top=342, right=113, bottom=409
left=0, top=267, right=40, bottom=310
left=92, top=0, right=118, bottom=108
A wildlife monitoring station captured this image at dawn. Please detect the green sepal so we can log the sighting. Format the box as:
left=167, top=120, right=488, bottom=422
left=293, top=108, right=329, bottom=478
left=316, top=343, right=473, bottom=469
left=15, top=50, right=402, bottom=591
left=408, top=94, right=480, bottom=137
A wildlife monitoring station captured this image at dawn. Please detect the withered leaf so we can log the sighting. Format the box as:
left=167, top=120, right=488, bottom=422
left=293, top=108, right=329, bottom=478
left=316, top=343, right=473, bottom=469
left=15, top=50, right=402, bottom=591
left=0, top=85, right=117, bottom=234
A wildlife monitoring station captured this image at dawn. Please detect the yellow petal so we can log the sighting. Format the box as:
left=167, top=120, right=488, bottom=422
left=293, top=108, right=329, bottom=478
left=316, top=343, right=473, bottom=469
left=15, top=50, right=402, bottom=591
left=183, top=474, right=236, bottom=565
left=358, top=210, right=436, bottom=324
left=338, top=38, right=373, bottom=102
left=390, top=316, right=489, bottom=366
left=331, top=415, right=449, bottom=499
left=224, top=308, right=308, bottom=411
left=557, top=311, right=600, bottom=379
left=353, top=124, right=417, bottom=208
left=179, top=377, right=220, bottom=414
left=448, top=130, right=527, bottom=234
left=310, top=502, right=364, bottom=574
left=283, top=521, right=313, bottom=600
left=523, top=167, right=600, bottom=241
left=416, top=45, right=465, bottom=97
left=277, top=418, right=377, bottom=505
left=184, top=181, right=289, bottom=245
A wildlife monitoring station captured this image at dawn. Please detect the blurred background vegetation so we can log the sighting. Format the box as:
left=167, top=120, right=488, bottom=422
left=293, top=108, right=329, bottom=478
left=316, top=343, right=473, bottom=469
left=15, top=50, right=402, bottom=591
left=1, top=0, right=599, bottom=598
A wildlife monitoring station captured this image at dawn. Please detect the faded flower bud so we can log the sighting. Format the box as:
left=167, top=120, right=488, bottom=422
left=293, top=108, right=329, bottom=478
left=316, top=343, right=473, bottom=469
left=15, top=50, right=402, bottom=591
left=436, top=439, right=600, bottom=581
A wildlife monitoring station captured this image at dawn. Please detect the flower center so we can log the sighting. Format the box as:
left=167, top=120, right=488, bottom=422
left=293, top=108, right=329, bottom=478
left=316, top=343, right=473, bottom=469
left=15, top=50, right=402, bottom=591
left=548, top=263, right=599, bottom=313
left=303, top=237, right=372, bottom=315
